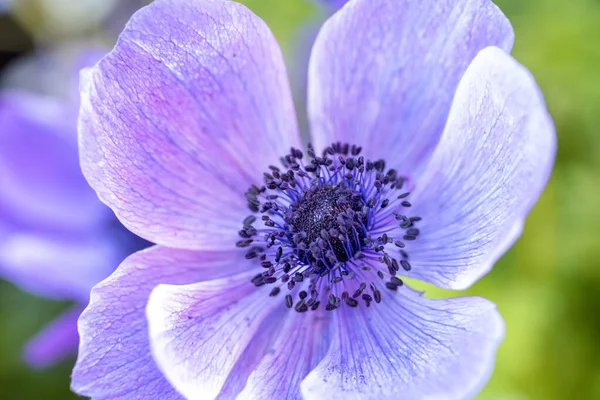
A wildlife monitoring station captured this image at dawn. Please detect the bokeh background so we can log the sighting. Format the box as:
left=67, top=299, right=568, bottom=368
left=0, top=0, right=598, bottom=398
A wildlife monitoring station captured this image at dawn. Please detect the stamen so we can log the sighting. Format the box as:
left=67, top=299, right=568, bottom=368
left=238, top=142, right=422, bottom=311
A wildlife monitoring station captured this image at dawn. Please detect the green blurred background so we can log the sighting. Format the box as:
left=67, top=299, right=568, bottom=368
left=0, top=0, right=598, bottom=398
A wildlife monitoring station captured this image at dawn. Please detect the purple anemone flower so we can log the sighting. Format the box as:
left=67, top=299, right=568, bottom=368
left=0, top=51, right=149, bottom=368
left=72, top=0, right=555, bottom=399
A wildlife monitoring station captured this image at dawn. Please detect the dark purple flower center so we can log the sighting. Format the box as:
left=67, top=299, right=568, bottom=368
left=238, top=143, right=421, bottom=312
left=289, top=184, right=365, bottom=263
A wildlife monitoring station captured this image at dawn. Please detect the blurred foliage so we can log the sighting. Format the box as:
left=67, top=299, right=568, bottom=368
left=0, top=0, right=599, bottom=399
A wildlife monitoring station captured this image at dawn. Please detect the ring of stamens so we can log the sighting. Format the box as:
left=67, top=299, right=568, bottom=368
left=237, top=142, right=421, bottom=312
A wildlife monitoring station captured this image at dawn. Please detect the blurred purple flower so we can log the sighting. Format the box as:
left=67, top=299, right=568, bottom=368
left=71, top=0, right=555, bottom=399
left=312, top=0, right=348, bottom=11
left=0, top=0, right=14, bottom=13
left=0, top=50, right=150, bottom=368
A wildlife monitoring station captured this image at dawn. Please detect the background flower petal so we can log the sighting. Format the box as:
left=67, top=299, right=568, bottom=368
left=406, top=46, right=556, bottom=290
left=0, top=91, right=109, bottom=232
left=308, top=0, right=513, bottom=175
left=301, top=288, right=504, bottom=400
left=0, top=228, right=121, bottom=300
left=311, top=0, right=348, bottom=12
left=147, top=272, right=279, bottom=400
left=71, top=245, right=246, bottom=399
left=79, top=0, right=301, bottom=250
left=1, top=44, right=106, bottom=103
left=23, top=305, right=84, bottom=368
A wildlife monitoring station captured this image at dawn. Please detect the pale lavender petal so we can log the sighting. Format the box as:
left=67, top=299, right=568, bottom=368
left=210, top=321, right=283, bottom=400
left=406, top=47, right=556, bottom=290
left=301, top=287, right=504, bottom=400
left=24, top=305, right=84, bottom=368
left=309, top=0, right=513, bottom=175
left=147, top=272, right=279, bottom=400
left=79, top=0, right=300, bottom=250
left=0, top=91, right=109, bottom=231
left=237, top=310, right=332, bottom=400
left=72, top=246, right=246, bottom=399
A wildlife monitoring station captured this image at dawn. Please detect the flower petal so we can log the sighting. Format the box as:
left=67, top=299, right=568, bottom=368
left=147, top=272, right=279, bottom=400
left=79, top=0, right=300, bottom=250
left=406, top=47, right=556, bottom=290
left=309, top=0, right=513, bottom=174
left=0, top=91, right=109, bottom=231
left=0, top=229, right=120, bottom=300
left=301, top=288, right=504, bottom=400
left=236, top=310, right=332, bottom=400
left=24, top=305, right=84, bottom=368
left=71, top=246, right=246, bottom=399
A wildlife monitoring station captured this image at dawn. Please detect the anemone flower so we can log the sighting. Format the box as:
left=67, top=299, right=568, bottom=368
left=0, top=49, right=149, bottom=368
left=72, top=0, right=555, bottom=398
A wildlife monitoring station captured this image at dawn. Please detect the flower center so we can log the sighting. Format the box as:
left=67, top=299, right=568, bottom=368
left=289, top=184, right=365, bottom=263
left=238, top=143, right=421, bottom=312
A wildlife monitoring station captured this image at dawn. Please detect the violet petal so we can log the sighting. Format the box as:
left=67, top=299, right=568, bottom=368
left=301, top=287, right=504, bottom=400
left=407, top=47, right=556, bottom=290
left=78, top=0, right=301, bottom=250
left=309, top=0, right=513, bottom=175
left=72, top=246, right=247, bottom=399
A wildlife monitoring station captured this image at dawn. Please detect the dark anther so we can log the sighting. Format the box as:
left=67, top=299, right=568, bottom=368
left=400, top=259, right=412, bottom=271
left=390, top=276, right=403, bottom=286
left=346, top=297, right=359, bottom=307
left=353, top=282, right=367, bottom=298
left=236, top=239, right=253, bottom=248
left=373, top=288, right=382, bottom=303
left=295, top=300, right=308, bottom=313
